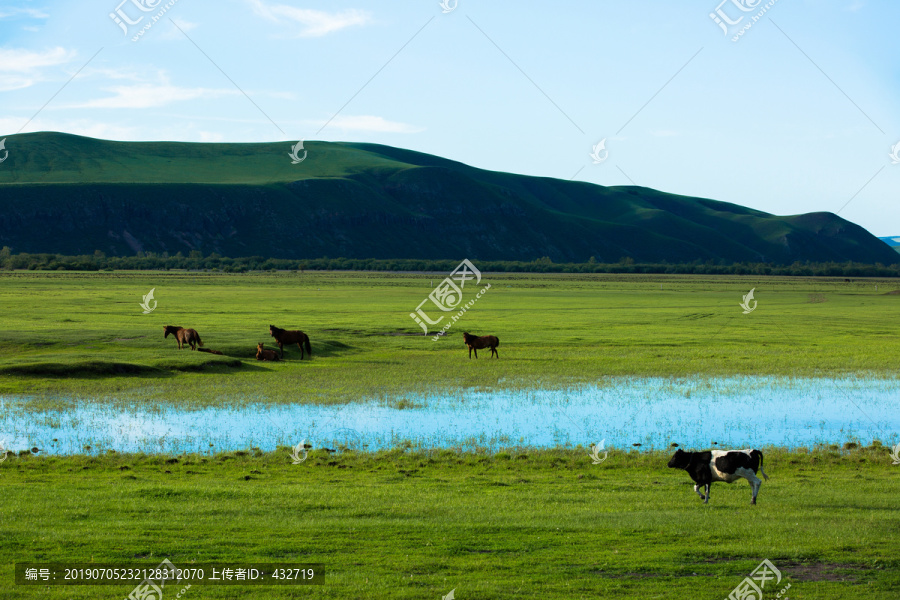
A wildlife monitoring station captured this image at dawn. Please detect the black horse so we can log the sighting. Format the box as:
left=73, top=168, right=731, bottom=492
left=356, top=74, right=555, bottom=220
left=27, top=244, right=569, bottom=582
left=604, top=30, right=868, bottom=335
left=462, top=332, right=499, bottom=359
left=269, top=325, right=311, bottom=359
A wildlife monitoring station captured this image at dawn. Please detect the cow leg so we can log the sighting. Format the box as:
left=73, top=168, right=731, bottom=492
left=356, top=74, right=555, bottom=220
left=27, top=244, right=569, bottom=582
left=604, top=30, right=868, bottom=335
left=693, top=484, right=706, bottom=501
left=703, top=484, right=710, bottom=504
left=747, top=473, right=761, bottom=505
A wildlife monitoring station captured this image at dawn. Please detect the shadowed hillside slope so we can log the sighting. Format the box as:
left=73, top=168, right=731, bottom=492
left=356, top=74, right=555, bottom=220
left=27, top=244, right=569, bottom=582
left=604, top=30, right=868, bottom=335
left=0, top=132, right=895, bottom=265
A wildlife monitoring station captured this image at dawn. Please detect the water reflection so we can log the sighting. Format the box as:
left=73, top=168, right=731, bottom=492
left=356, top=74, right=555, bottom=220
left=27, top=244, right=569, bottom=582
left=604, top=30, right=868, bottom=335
left=0, top=376, right=897, bottom=455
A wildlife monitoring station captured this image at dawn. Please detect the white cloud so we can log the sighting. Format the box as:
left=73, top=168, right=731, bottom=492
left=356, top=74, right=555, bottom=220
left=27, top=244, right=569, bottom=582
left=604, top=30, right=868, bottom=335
left=81, top=66, right=148, bottom=82
left=249, top=0, right=371, bottom=37
left=316, top=115, right=424, bottom=134
left=0, top=7, right=49, bottom=20
left=72, top=82, right=239, bottom=109
left=198, top=131, right=225, bottom=142
left=0, top=47, right=73, bottom=73
left=0, top=47, right=75, bottom=90
left=161, top=18, right=197, bottom=39
left=0, top=116, right=139, bottom=140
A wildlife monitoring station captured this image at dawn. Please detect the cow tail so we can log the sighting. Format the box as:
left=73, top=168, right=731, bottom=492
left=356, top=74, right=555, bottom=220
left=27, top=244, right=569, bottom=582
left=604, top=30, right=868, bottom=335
left=759, top=451, right=769, bottom=481
left=304, top=337, right=311, bottom=356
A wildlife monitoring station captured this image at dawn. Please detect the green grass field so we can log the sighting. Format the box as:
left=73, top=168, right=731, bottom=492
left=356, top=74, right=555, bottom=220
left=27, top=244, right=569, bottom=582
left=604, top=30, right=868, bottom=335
left=1, top=271, right=899, bottom=599
left=2, top=447, right=897, bottom=599
left=1, top=270, right=900, bottom=408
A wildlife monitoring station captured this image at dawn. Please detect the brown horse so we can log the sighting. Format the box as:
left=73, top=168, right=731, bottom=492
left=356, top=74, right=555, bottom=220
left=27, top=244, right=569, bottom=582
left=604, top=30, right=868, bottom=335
left=256, top=343, right=280, bottom=361
left=462, top=332, right=499, bottom=359
left=269, top=325, right=311, bottom=359
left=164, top=325, right=204, bottom=350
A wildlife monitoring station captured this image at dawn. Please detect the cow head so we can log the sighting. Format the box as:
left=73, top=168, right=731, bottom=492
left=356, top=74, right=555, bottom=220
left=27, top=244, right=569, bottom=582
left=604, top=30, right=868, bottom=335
left=667, top=449, right=690, bottom=469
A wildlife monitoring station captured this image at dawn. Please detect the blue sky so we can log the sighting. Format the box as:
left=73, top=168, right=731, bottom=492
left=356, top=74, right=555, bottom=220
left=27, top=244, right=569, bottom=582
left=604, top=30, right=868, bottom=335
left=1, top=0, right=898, bottom=236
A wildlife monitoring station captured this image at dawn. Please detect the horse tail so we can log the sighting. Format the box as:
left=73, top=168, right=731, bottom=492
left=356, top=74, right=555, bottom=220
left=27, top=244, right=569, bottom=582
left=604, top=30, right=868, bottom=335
left=304, top=337, right=311, bottom=356
left=196, top=333, right=204, bottom=347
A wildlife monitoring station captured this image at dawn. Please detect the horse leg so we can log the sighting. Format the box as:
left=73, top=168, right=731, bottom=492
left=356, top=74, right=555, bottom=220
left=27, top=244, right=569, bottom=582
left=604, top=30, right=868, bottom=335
left=279, top=342, right=284, bottom=358
left=474, top=347, right=478, bottom=359
left=468, top=346, right=472, bottom=359
left=297, top=342, right=304, bottom=360
left=493, top=346, right=498, bottom=358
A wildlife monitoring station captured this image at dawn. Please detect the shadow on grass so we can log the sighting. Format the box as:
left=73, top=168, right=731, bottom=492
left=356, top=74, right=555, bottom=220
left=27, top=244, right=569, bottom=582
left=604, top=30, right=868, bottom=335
left=234, top=339, right=356, bottom=360
left=0, top=357, right=246, bottom=378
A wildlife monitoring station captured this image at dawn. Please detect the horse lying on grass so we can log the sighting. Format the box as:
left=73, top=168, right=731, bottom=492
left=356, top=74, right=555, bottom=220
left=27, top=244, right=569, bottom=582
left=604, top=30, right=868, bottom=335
left=163, top=325, right=203, bottom=350
left=462, top=332, right=499, bottom=359
left=256, top=343, right=280, bottom=361
left=269, top=325, right=311, bottom=359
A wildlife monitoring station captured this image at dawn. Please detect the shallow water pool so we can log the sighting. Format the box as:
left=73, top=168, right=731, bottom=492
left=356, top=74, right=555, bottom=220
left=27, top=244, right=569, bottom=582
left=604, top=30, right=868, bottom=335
left=0, top=376, right=897, bottom=455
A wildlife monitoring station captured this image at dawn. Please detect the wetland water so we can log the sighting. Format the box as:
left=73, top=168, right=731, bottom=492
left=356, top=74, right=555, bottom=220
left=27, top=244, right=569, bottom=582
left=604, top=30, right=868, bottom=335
left=1, top=377, right=897, bottom=455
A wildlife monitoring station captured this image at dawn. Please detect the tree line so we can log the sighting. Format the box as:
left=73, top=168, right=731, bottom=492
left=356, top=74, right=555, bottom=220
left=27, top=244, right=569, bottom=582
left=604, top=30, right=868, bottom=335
left=0, top=247, right=898, bottom=277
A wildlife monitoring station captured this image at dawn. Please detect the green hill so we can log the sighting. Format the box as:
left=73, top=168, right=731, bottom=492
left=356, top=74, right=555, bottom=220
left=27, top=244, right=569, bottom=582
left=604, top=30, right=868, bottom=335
left=0, top=132, right=895, bottom=265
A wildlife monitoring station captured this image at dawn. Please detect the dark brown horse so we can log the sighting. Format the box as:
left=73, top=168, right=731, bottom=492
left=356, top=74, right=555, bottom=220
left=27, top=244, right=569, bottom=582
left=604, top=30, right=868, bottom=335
left=256, top=343, right=280, bottom=361
left=269, top=325, right=311, bottom=359
left=164, top=325, right=204, bottom=350
left=462, top=332, right=499, bottom=359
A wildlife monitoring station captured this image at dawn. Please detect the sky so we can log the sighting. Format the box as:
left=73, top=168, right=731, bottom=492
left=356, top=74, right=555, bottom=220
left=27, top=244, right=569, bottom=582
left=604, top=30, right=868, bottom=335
left=1, top=0, right=899, bottom=236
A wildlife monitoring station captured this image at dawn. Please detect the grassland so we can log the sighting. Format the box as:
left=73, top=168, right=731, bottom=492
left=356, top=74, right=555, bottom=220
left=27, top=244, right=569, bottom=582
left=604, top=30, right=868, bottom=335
left=0, top=270, right=899, bottom=409
left=1, top=271, right=899, bottom=599
left=2, top=446, right=898, bottom=599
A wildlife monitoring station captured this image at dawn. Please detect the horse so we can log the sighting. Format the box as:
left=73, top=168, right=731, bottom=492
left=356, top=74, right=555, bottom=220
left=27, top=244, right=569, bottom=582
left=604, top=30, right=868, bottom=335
left=163, top=325, right=203, bottom=350
left=256, top=343, right=280, bottom=361
left=269, top=325, right=311, bottom=359
left=462, top=332, right=499, bottom=359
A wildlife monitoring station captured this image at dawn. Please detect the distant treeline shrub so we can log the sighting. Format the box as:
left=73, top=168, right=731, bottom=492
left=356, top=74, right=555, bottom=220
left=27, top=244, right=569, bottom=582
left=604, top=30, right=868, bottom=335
left=0, top=247, right=897, bottom=277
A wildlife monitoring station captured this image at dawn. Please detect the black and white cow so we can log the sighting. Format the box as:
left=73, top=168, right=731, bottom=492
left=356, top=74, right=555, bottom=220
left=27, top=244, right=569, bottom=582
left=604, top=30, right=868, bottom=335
left=667, top=448, right=769, bottom=505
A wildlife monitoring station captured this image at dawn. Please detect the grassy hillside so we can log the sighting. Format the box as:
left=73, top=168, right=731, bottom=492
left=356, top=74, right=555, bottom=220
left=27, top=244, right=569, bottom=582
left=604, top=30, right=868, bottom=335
left=0, top=132, right=896, bottom=265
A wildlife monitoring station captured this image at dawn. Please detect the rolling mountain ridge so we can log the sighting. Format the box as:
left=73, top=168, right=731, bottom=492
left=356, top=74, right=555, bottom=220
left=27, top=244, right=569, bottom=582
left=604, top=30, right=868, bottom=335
left=0, top=132, right=895, bottom=265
